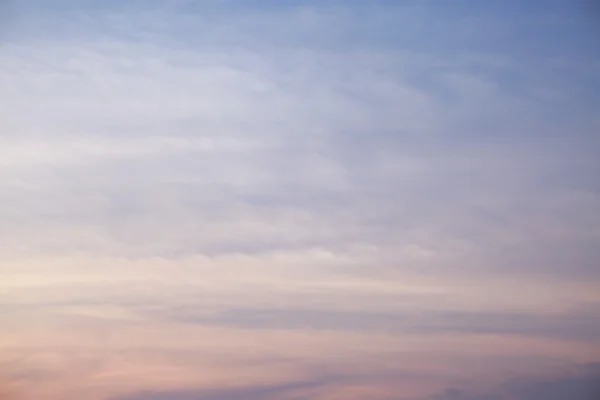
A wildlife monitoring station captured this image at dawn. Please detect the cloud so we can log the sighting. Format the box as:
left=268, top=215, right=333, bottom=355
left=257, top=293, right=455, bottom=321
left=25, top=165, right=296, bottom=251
left=430, top=363, right=600, bottom=400
left=1, top=1, right=599, bottom=399
left=112, top=378, right=332, bottom=400
left=1, top=31, right=598, bottom=280
left=154, top=305, right=600, bottom=342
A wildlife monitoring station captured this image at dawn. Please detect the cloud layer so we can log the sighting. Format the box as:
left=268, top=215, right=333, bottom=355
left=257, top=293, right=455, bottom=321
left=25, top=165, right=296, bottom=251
left=1, top=1, right=599, bottom=399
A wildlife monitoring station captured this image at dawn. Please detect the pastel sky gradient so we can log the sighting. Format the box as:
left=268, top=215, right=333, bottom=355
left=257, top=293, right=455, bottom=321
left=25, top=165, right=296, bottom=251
left=1, top=1, right=599, bottom=399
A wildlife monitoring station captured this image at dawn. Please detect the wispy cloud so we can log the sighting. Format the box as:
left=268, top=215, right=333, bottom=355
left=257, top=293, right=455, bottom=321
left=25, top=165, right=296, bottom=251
left=1, top=1, right=599, bottom=399
left=429, top=363, right=600, bottom=400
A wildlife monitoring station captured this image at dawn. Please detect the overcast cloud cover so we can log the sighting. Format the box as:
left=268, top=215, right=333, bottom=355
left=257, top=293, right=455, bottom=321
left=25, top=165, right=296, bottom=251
left=1, top=1, right=599, bottom=399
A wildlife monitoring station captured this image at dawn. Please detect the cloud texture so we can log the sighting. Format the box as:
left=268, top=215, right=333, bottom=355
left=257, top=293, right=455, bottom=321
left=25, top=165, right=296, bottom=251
left=1, top=1, right=599, bottom=399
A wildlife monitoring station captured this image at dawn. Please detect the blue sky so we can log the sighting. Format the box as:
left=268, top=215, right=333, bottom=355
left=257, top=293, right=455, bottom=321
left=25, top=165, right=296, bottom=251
left=0, top=1, right=599, bottom=400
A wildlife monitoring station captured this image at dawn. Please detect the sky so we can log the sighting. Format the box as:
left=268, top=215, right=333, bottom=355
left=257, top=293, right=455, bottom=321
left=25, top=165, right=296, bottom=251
left=1, top=0, right=599, bottom=399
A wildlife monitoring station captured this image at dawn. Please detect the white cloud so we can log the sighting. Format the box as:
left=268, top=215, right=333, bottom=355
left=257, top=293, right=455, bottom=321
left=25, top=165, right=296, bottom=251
left=1, top=32, right=598, bottom=278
